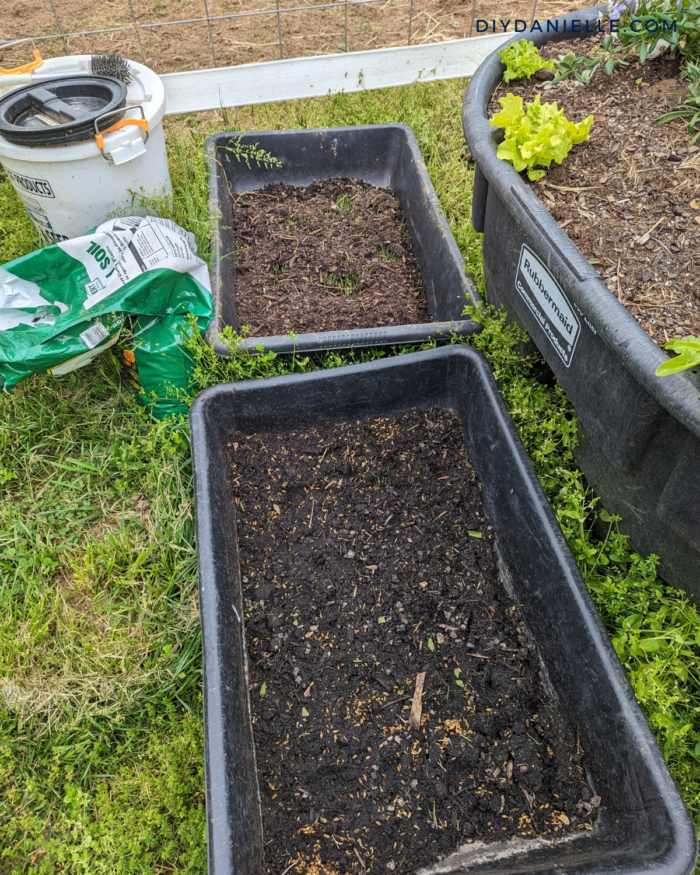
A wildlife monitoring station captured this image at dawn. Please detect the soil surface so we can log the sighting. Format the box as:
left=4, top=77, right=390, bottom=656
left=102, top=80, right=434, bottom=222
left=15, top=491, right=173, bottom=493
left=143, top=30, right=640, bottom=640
left=229, top=408, right=599, bottom=875
left=487, top=35, right=700, bottom=348
left=232, top=178, right=431, bottom=336
left=1, top=0, right=593, bottom=74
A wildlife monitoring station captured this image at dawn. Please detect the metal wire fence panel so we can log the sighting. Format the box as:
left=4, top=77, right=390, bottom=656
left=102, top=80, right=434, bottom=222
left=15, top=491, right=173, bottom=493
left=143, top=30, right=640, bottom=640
left=1, top=0, right=589, bottom=74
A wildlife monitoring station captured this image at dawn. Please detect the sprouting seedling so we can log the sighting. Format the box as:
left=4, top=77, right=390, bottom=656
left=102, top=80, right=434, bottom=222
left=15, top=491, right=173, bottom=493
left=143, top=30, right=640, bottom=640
left=323, top=272, right=361, bottom=297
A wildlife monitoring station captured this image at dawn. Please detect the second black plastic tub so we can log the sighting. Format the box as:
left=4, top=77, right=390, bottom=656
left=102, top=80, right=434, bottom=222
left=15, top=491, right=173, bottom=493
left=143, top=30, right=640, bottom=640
left=190, top=346, right=697, bottom=875
left=462, top=7, right=700, bottom=603
left=206, top=125, right=482, bottom=356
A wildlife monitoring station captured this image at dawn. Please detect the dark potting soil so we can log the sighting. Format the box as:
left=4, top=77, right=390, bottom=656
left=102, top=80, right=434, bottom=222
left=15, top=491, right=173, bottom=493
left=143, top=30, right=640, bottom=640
left=231, top=178, right=431, bottom=337
left=487, top=35, right=700, bottom=349
left=228, top=408, right=599, bottom=875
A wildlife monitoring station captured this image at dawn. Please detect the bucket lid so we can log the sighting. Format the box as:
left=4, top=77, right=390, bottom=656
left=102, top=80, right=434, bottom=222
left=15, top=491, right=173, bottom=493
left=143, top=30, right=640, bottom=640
left=0, top=76, right=127, bottom=147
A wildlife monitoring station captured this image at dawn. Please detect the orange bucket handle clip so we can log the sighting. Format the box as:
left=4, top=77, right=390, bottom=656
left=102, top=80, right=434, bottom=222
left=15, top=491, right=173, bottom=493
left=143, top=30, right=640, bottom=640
left=94, top=106, right=149, bottom=160
left=0, top=50, right=44, bottom=76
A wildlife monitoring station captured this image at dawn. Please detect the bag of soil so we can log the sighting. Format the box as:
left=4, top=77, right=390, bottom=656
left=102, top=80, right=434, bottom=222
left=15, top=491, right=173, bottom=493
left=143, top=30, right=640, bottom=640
left=0, top=216, right=212, bottom=419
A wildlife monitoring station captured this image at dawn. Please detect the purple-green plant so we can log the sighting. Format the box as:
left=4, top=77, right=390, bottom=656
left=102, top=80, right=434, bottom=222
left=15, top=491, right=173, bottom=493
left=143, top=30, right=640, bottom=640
left=614, top=0, right=700, bottom=64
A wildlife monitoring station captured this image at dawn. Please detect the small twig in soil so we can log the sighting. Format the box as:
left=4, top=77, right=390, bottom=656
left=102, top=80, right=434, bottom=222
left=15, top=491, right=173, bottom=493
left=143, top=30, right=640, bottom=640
left=545, top=183, right=602, bottom=193
left=522, top=788, right=539, bottom=834
left=353, top=847, right=367, bottom=870
left=649, top=236, right=674, bottom=256
left=308, top=498, right=315, bottom=528
left=281, top=859, right=301, bottom=875
left=635, top=217, right=665, bottom=246
left=378, top=694, right=412, bottom=710
left=409, top=671, right=427, bottom=730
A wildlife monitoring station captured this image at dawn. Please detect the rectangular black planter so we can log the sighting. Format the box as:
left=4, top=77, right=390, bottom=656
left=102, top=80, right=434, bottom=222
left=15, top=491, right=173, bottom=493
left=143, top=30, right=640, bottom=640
left=190, top=346, right=696, bottom=875
left=205, top=125, right=482, bottom=356
left=462, top=7, right=700, bottom=602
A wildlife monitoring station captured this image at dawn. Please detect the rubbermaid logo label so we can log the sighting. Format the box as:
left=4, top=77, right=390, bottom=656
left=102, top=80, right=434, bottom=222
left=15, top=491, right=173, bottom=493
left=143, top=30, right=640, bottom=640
left=515, top=245, right=580, bottom=367
left=6, top=169, right=55, bottom=198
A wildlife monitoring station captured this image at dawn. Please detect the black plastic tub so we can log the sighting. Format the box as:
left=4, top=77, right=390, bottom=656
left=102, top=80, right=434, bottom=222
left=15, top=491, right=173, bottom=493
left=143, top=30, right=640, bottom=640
left=190, top=346, right=697, bottom=875
left=463, top=8, right=700, bottom=603
left=205, top=124, right=482, bottom=356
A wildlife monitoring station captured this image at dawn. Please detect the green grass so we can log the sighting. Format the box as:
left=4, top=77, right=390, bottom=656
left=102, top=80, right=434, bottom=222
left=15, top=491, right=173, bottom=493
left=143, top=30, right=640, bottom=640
left=0, top=78, right=698, bottom=871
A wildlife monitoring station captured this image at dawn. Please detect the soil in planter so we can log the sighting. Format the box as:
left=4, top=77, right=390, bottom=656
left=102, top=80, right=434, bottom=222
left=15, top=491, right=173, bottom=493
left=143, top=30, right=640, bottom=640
left=487, top=36, right=700, bottom=348
left=231, top=178, right=431, bottom=337
left=228, top=408, right=599, bottom=875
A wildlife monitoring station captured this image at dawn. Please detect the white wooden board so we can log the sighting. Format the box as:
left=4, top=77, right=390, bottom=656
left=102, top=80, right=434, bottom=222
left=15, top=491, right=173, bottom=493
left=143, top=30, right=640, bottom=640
left=161, top=33, right=509, bottom=115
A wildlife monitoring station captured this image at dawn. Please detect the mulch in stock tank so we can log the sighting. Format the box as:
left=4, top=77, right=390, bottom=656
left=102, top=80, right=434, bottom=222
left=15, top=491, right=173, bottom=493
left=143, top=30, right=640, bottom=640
left=228, top=409, right=600, bottom=875
left=231, top=178, right=431, bottom=337
left=487, top=35, right=700, bottom=348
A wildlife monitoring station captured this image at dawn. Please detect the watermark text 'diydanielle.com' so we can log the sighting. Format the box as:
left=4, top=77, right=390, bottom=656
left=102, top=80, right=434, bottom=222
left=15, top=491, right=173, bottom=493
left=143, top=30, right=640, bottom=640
left=475, top=17, right=679, bottom=32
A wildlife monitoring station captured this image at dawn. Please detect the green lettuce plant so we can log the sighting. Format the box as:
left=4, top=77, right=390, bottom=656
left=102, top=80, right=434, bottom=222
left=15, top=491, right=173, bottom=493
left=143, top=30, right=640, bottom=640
left=497, top=39, right=555, bottom=82
left=489, top=93, right=594, bottom=181
left=655, top=336, right=700, bottom=376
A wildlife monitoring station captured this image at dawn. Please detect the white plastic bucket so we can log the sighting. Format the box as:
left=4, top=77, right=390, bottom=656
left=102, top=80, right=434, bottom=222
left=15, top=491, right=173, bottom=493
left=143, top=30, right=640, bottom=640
left=0, top=56, right=171, bottom=243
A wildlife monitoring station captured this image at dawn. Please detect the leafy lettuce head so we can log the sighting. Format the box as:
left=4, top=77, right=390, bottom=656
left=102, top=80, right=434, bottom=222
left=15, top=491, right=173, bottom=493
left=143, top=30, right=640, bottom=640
left=497, top=39, right=556, bottom=82
left=489, top=93, right=594, bottom=181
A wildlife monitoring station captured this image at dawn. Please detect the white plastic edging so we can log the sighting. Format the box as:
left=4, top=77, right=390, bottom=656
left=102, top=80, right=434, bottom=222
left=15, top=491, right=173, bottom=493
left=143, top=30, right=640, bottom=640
left=160, top=33, right=510, bottom=115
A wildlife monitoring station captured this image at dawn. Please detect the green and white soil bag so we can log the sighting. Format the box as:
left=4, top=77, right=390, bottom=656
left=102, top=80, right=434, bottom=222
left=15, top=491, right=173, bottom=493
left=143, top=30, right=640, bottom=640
left=0, top=216, right=212, bottom=418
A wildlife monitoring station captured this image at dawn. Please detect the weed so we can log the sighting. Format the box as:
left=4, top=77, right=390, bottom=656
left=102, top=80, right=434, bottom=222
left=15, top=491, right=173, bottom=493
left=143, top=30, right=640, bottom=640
left=220, top=135, right=281, bottom=170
